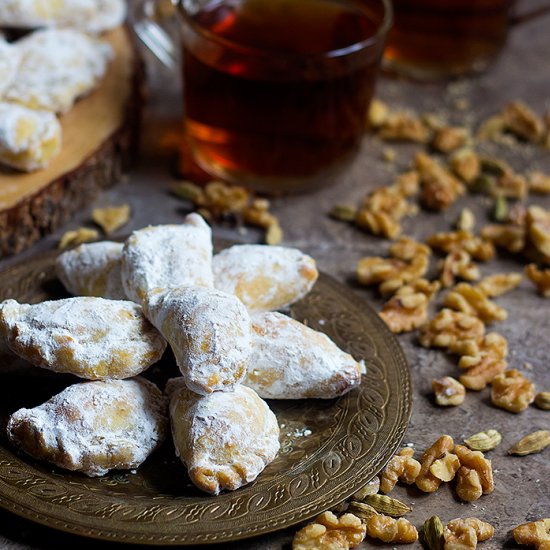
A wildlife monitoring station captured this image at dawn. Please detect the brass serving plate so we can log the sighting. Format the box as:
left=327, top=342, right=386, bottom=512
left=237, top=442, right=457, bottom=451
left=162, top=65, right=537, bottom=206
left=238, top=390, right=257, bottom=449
left=0, top=247, right=411, bottom=545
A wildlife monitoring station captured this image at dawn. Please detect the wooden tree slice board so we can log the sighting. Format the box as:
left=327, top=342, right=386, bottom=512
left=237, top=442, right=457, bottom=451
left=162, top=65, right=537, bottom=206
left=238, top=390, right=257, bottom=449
left=0, top=26, right=144, bottom=258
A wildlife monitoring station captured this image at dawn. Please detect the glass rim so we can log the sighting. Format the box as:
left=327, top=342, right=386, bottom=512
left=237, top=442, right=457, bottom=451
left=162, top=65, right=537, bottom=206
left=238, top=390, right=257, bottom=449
left=178, top=0, right=393, bottom=60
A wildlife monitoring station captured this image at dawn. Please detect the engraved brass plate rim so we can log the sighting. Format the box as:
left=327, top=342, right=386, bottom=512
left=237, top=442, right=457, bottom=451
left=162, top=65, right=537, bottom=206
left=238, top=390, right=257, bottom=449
left=0, top=246, right=412, bottom=545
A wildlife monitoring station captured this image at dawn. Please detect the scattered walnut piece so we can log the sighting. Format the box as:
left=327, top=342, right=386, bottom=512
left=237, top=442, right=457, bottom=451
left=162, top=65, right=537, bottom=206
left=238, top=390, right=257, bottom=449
left=415, top=152, right=465, bottom=211
left=535, top=391, right=550, bottom=410
left=292, top=512, right=366, bottom=550
left=491, top=171, right=528, bottom=199
left=365, top=515, right=418, bottom=544
left=432, top=126, right=469, bottom=153
left=416, top=435, right=454, bottom=493
left=508, top=203, right=527, bottom=226
left=430, top=451, right=461, bottom=481
left=513, top=519, right=550, bottom=549
left=456, top=208, right=476, bottom=232
left=476, top=115, right=505, bottom=141
left=476, top=272, right=522, bottom=297
left=460, top=360, right=508, bottom=392
left=450, top=148, right=480, bottom=183
left=444, top=518, right=494, bottom=550
left=394, top=171, right=420, bottom=197
left=525, top=264, right=550, bottom=297
left=502, top=100, right=545, bottom=143
left=368, top=98, right=389, bottom=128
left=491, top=369, right=536, bottom=413
left=529, top=171, right=550, bottom=194
left=378, top=111, right=430, bottom=143
left=453, top=445, right=494, bottom=495
left=390, top=236, right=431, bottom=261
left=265, top=222, right=283, bottom=245
left=427, top=230, right=495, bottom=261
left=455, top=466, right=483, bottom=503
left=443, top=282, right=507, bottom=324
left=419, top=309, right=485, bottom=355
left=379, top=448, right=421, bottom=494
left=379, top=278, right=440, bottom=333
left=432, top=377, right=466, bottom=407
left=480, top=223, right=526, bottom=254
left=439, top=250, right=480, bottom=288
left=92, top=204, right=131, bottom=234
left=242, top=198, right=277, bottom=228
left=58, top=227, right=99, bottom=249
left=525, top=206, right=550, bottom=263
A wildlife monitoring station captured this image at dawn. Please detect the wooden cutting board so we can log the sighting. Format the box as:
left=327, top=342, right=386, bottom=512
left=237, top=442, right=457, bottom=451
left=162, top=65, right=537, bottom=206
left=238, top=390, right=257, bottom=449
left=0, top=26, right=144, bottom=258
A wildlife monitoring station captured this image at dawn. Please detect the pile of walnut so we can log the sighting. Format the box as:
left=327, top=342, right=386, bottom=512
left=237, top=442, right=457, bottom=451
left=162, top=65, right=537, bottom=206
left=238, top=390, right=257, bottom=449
left=293, top=431, right=549, bottom=549
left=342, top=98, right=550, bottom=414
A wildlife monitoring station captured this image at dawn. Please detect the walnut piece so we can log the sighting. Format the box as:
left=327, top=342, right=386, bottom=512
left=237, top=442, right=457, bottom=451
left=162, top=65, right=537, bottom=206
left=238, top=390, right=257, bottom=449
left=525, top=206, right=550, bottom=263
left=365, top=514, right=418, bottom=544
left=444, top=518, right=494, bottom=550
left=491, top=369, right=536, bottom=413
left=450, top=148, right=480, bottom=183
left=379, top=447, right=421, bottom=494
left=368, top=98, right=389, bottom=128
left=292, top=512, right=366, bottom=550
left=453, top=445, right=494, bottom=495
left=443, top=282, right=507, bottom=324
left=480, top=223, right=526, bottom=254
left=427, top=230, right=495, bottom=261
left=419, top=309, right=485, bottom=355
left=491, top=171, right=528, bottom=199
left=456, top=208, right=476, bottom=232
left=502, top=100, right=544, bottom=143
left=455, top=466, right=483, bottom=502
left=432, top=126, right=469, bottom=153
left=58, top=227, right=99, bottom=249
left=513, top=519, right=550, bottom=549
left=439, top=250, right=480, bottom=288
left=430, top=451, right=461, bottom=482
left=379, top=279, right=440, bottom=334
left=378, top=111, right=430, bottom=143
left=394, top=171, right=421, bottom=197
left=476, top=273, right=522, bottom=297
left=525, top=264, right=550, bottom=297
left=416, top=435, right=454, bottom=493
left=529, top=171, right=550, bottom=194
left=432, top=377, right=466, bottom=406
left=92, top=204, right=131, bottom=235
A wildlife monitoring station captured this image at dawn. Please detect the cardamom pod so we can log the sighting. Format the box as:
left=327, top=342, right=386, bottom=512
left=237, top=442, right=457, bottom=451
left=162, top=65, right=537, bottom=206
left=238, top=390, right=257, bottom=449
left=362, top=494, right=411, bottom=517
left=508, top=430, right=550, bottom=456
left=347, top=501, right=379, bottom=521
left=492, top=195, right=508, bottom=222
left=464, top=429, right=502, bottom=452
left=352, top=477, right=380, bottom=500
left=171, top=180, right=204, bottom=203
left=329, top=204, right=358, bottom=223
left=470, top=174, right=495, bottom=194
left=535, top=391, right=550, bottom=410
left=423, top=515, right=444, bottom=550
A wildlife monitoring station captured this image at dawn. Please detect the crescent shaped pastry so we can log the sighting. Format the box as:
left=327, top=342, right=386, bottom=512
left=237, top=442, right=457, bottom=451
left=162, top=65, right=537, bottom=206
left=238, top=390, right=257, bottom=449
left=56, top=241, right=126, bottom=300
left=213, top=244, right=318, bottom=313
left=244, top=312, right=362, bottom=399
left=122, top=214, right=213, bottom=304
left=0, top=297, right=167, bottom=379
left=166, top=379, right=280, bottom=495
left=144, top=286, right=251, bottom=395
left=7, top=378, right=167, bottom=477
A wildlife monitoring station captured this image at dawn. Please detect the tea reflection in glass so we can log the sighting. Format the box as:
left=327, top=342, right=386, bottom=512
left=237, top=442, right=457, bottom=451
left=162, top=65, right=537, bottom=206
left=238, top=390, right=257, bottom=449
left=179, top=0, right=392, bottom=194
left=384, top=0, right=510, bottom=79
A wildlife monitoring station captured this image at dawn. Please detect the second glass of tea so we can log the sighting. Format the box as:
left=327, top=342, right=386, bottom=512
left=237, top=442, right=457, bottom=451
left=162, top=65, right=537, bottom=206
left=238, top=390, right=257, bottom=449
left=178, top=0, right=392, bottom=194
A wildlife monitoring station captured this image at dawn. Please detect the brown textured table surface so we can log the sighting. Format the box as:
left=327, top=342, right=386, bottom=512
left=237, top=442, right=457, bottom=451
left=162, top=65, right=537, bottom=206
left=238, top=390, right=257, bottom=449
left=1, top=4, right=549, bottom=548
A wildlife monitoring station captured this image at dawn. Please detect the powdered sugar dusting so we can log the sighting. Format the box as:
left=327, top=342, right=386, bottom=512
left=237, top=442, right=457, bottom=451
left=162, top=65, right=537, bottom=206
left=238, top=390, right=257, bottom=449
left=56, top=241, right=126, bottom=300
left=0, top=297, right=167, bottom=379
left=0, top=39, right=20, bottom=97
left=213, top=244, right=318, bottom=313
left=244, top=312, right=362, bottom=399
left=145, top=286, right=251, bottom=395
left=167, top=379, right=279, bottom=495
left=7, top=377, right=168, bottom=477
left=122, top=215, right=214, bottom=304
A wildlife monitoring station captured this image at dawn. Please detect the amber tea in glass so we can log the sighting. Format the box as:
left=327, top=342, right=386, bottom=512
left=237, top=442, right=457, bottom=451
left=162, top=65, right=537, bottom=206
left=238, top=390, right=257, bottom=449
left=179, top=0, right=392, bottom=194
left=384, top=0, right=510, bottom=79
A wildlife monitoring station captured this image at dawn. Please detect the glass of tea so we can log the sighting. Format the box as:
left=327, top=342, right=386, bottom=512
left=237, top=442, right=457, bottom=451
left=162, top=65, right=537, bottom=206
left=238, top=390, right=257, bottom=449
left=384, top=0, right=549, bottom=80
left=141, top=0, right=392, bottom=194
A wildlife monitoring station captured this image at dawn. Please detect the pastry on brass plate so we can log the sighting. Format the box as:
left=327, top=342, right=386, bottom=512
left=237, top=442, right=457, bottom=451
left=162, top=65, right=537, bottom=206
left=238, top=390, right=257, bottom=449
left=56, top=241, right=126, bottom=300
left=7, top=377, right=167, bottom=477
left=166, top=378, right=280, bottom=495
left=0, top=0, right=127, bottom=34
left=213, top=244, right=318, bottom=313
left=244, top=312, right=362, bottom=399
left=4, top=28, right=113, bottom=114
left=122, top=214, right=214, bottom=304
left=0, top=102, right=62, bottom=172
left=0, top=297, right=166, bottom=379
left=144, top=286, right=251, bottom=395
